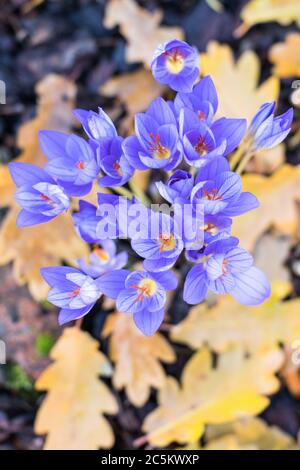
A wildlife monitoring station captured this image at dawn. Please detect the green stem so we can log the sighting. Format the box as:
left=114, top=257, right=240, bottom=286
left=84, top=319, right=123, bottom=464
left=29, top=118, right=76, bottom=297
left=112, top=186, right=134, bottom=199
left=129, top=180, right=151, bottom=206
left=235, top=149, right=255, bottom=175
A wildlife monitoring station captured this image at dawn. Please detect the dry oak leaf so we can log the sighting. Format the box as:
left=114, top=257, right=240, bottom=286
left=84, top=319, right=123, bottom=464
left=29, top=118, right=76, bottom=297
left=104, top=0, right=184, bottom=67
left=232, top=164, right=300, bottom=251
left=201, top=42, right=279, bottom=123
left=235, top=0, right=300, bottom=37
left=142, top=347, right=281, bottom=447
left=35, top=327, right=118, bottom=450
left=0, top=75, right=88, bottom=300
left=269, top=33, right=300, bottom=78
left=171, top=282, right=300, bottom=356
left=183, top=417, right=300, bottom=450
left=100, top=68, right=165, bottom=134
left=102, top=311, right=175, bottom=407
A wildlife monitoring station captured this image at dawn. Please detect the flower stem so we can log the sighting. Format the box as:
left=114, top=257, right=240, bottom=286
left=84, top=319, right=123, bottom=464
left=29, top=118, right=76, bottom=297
left=235, top=149, right=255, bottom=175
left=129, top=180, right=151, bottom=206
left=112, top=186, right=134, bottom=200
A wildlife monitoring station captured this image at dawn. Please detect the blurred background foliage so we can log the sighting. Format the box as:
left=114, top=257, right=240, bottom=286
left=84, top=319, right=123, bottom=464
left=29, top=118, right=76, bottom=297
left=0, top=0, right=300, bottom=450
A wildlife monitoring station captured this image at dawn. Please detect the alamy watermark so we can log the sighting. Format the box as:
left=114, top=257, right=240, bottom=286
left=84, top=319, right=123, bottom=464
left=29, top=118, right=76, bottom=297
left=0, top=80, right=6, bottom=104
left=95, top=198, right=205, bottom=250
left=0, top=340, right=6, bottom=364
left=292, top=80, right=300, bottom=106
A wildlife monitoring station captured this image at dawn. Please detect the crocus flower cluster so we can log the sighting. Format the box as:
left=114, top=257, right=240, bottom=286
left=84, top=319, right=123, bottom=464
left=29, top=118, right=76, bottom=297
left=10, top=40, right=293, bottom=336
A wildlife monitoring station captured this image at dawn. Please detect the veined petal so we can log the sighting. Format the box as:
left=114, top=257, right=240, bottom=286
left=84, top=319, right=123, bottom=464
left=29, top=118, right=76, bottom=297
left=231, top=266, right=271, bottom=305
left=183, top=264, right=208, bottom=304
left=133, top=308, right=164, bottom=336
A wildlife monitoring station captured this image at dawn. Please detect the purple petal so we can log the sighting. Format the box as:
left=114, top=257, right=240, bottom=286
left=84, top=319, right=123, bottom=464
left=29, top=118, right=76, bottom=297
left=183, top=264, right=208, bottom=304
left=58, top=304, right=93, bottom=325
left=149, top=270, right=178, bottom=290
left=96, top=269, right=130, bottom=299
left=231, top=266, right=271, bottom=305
left=211, top=118, right=247, bottom=156
left=9, top=162, right=55, bottom=187
left=39, top=130, right=69, bottom=160
left=133, top=308, right=164, bottom=336
left=17, top=209, right=52, bottom=227
left=41, top=266, right=80, bottom=288
left=221, top=192, right=259, bottom=217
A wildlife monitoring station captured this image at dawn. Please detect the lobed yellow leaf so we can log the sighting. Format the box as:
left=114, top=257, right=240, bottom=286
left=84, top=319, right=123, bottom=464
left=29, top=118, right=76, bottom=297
left=104, top=0, right=184, bottom=67
left=201, top=42, right=279, bottom=123
left=171, top=282, right=300, bottom=355
left=232, top=164, right=300, bottom=250
left=103, top=312, right=175, bottom=407
left=181, top=417, right=300, bottom=450
left=236, top=0, right=300, bottom=37
left=0, top=75, right=89, bottom=300
left=142, top=347, right=281, bottom=447
left=269, top=33, right=300, bottom=78
left=35, top=327, right=118, bottom=450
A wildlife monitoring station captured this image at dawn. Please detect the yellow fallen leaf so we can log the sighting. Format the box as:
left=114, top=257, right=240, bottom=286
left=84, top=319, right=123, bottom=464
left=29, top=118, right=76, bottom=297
left=35, top=327, right=118, bottom=450
left=232, top=164, right=300, bottom=250
left=142, top=347, right=281, bottom=447
left=104, top=0, right=184, bottom=67
left=269, top=33, right=300, bottom=78
left=183, top=417, right=300, bottom=450
left=236, top=0, right=300, bottom=37
left=100, top=68, right=165, bottom=134
left=201, top=42, right=279, bottom=123
left=102, top=312, right=175, bottom=407
left=0, top=75, right=88, bottom=300
left=171, top=282, right=300, bottom=355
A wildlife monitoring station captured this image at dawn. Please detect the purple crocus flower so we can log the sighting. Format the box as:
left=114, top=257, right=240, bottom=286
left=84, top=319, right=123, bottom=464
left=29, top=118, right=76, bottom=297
left=151, top=40, right=199, bottom=93
left=249, top=102, right=293, bottom=150
left=180, top=108, right=246, bottom=167
left=123, top=97, right=182, bottom=171
left=39, top=131, right=99, bottom=196
left=191, top=170, right=242, bottom=216
left=156, top=169, right=194, bottom=203
left=41, top=266, right=103, bottom=324
left=9, top=162, right=69, bottom=227
left=77, top=240, right=128, bottom=278
left=94, top=268, right=177, bottom=335
left=73, top=107, right=117, bottom=141
left=96, top=136, right=134, bottom=187
left=183, top=237, right=271, bottom=306
left=131, top=210, right=184, bottom=272
left=174, top=75, right=218, bottom=125
left=193, top=157, right=259, bottom=217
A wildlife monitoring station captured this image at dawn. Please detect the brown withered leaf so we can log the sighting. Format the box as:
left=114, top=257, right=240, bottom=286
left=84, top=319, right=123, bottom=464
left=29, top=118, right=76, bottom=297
left=100, top=68, right=165, bottom=134
left=104, top=0, right=184, bottom=67
left=0, top=266, right=59, bottom=379
left=0, top=75, right=88, bottom=300
left=269, top=33, right=300, bottom=78
left=233, top=164, right=300, bottom=251
left=102, top=312, right=175, bottom=407
left=35, top=327, right=118, bottom=450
